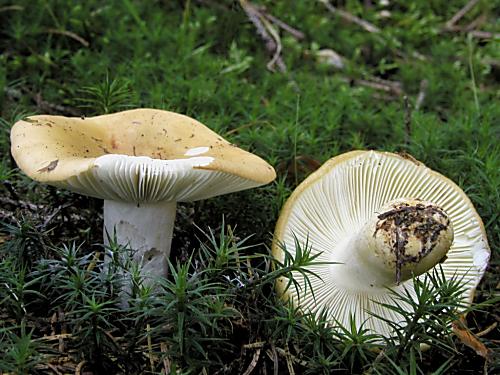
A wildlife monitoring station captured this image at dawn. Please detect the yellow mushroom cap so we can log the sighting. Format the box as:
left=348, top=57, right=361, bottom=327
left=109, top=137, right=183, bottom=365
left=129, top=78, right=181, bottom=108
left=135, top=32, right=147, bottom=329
left=273, top=150, right=490, bottom=337
left=10, top=109, right=276, bottom=202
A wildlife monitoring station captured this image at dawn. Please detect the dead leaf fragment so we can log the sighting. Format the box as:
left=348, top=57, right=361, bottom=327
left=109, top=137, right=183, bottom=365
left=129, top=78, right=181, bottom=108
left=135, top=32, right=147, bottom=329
left=38, top=159, right=59, bottom=172
left=452, top=320, right=491, bottom=359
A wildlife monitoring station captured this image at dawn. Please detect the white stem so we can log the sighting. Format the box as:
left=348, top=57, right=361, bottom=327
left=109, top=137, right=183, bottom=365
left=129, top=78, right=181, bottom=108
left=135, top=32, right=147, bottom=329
left=331, top=199, right=453, bottom=290
left=103, top=200, right=177, bottom=279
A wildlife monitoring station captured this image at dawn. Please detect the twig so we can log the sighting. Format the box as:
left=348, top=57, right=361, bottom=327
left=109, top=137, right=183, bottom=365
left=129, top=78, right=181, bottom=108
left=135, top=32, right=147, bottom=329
left=319, top=0, right=427, bottom=61
left=242, top=348, right=261, bottom=375
left=34, top=92, right=81, bottom=116
left=369, top=76, right=403, bottom=95
left=0, top=5, right=24, bottom=13
left=86, top=251, right=101, bottom=274
left=336, top=77, right=402, bottom=100
left=75, top=360, right=86, bottom=375
left=445, top=0, right=480, bottom=30
left=364, top=349, right=386, bottom=375
left=160, top=342, right=171, bottom=375
left=415, top=79, right=428, bottom=111
left=464, top=13, right=488, bottom=32
left=103, top=330, right=122, bottom=350
left=319, top=0, right=380, bottom=34
left=46, top=363, right=63, bottom=375
left=40, top=333, right=73, bottom=341
left=261, top=16, right=283, bottom=72
left=45, top=28, right=90, bottom=47
left=58, top=333, right=65, bottom=353
left=0, top=196, right=42, bottom=211
left=375, top=93, right=401, bottom=102
left=269, top=343, right=279, bottom=375
left=355, top=78, right=403, bottom=96
left=283, top=344, right=295, bottom=375
left=476, top=322, right=498, bottom=337
left=468, top=30, right=500, bottom=39
left=239, top=0, right=287, bottom=72
left=146, top=324, right=155, bottom=373
left=4, top=87, right=80, bottom=116
left=443, top=27, right=500, bottom=40
left=257, top=8, right=305, bottom=40
left=243, top=341, right=265, bottom=349
left=42, top=203, right=72, bottom=228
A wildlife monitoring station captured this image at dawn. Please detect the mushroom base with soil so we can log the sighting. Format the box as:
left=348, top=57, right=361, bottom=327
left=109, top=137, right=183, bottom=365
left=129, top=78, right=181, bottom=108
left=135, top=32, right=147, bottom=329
left=330, top=198, right=454, bottom=291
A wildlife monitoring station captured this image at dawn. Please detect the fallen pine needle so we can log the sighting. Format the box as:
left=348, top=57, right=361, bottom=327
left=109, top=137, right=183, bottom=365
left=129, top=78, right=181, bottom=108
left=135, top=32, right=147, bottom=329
left=445, top=0, right=480, bottom=30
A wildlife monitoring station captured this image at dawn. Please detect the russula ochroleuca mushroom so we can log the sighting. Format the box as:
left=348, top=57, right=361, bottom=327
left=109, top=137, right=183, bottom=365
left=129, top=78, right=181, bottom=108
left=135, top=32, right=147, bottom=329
left=11, top=108, right=276, bottom=278
left=273, top=150, right=490, bottom=337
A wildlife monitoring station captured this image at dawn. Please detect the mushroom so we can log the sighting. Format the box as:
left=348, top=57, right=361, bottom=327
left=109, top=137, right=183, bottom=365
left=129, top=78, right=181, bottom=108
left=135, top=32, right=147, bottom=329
left=273, top=150, right=490, bottom=337
left=11, top=108, right=276, bottom=278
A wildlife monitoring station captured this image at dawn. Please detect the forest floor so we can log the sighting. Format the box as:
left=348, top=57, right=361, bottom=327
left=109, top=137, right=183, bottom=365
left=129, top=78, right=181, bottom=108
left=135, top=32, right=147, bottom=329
left=0, top=1, right=498, bottom=374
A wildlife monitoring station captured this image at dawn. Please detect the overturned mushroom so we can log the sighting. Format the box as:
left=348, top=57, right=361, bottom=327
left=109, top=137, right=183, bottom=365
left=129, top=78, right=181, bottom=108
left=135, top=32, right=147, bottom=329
left=273, top=150, right=490, bottom=337
left=11, top=108, right=276, bottom=278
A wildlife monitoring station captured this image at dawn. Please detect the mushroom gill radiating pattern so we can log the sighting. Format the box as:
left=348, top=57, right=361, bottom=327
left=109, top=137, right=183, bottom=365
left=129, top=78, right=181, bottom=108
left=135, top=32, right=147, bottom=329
left=59, top=154, right=262, bottom=202
left=276, top=151, right=489, bottom=337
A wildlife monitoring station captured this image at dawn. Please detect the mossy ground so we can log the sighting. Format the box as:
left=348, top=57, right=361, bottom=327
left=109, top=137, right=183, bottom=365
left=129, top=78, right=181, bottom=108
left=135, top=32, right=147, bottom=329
left=0, top=1, right=498, bottom=374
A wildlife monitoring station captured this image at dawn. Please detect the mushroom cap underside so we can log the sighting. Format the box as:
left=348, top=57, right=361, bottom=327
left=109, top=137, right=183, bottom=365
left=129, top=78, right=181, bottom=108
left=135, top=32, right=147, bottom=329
left=273, top=150, right=490, bottom=336
left=10, top=109, right=276, bottom=202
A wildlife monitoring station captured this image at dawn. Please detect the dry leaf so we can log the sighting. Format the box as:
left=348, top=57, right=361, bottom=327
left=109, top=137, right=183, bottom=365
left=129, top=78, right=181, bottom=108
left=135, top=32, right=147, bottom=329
left=452, top=320, right=491, bottom=359
left=38, top=159, right=59, bottom=173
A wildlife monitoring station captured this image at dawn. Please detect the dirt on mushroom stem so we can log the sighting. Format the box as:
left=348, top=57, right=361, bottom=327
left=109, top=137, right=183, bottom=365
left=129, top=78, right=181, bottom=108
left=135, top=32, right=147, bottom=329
left=374, top=202, right=451, bottom=284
